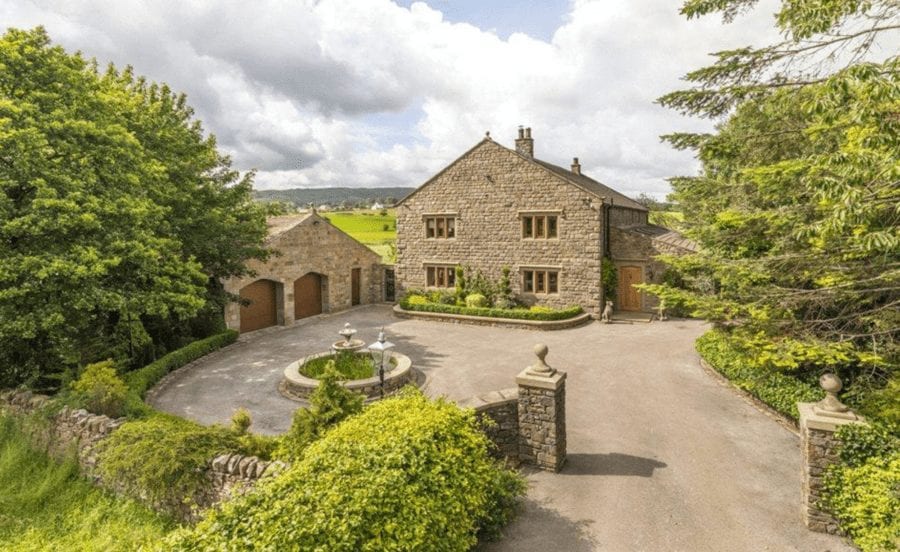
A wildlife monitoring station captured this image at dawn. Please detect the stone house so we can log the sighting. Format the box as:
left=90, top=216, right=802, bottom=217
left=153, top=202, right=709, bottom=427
left=223, top=212, right=387, bottom=333
left=395, top=127, right=694, bottom=317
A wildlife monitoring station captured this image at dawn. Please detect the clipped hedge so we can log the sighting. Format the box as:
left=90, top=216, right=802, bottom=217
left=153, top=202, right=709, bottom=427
left=125, top=330, right=238, bottom=400
left=167, top=389, right=525, bottom=551
left=695, top=330, right=822, bottom=420
left=400, top=298, right=583, bottom=322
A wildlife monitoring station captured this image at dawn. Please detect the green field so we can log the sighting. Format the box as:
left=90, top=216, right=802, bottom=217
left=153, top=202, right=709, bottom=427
left=323, top=210, right=396, bottom=263
left=0, top=415, right=174, bottom=551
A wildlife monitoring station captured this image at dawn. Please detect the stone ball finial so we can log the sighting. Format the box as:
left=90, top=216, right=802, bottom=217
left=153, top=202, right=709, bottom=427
left=816, top=373, right=850, bottom=414
left=526, top=343, right=555, bottom=376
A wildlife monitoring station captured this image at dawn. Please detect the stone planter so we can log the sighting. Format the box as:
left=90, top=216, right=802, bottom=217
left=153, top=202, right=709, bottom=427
left=282, top=350, right=414, bottom=401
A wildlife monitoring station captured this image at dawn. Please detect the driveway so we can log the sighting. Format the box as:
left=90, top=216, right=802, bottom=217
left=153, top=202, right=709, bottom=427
left=149, top=304, right=853, bottom=551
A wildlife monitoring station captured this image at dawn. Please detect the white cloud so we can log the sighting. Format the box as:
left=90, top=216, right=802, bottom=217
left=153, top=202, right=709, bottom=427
left=2, top=0, right=785, bottom=197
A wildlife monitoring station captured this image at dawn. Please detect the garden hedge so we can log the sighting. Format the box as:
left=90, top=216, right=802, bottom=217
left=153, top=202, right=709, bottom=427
left=167, top=389, right=525, bottom=551
left=822, top=424, right=900, bottom=552
left=399, top=298, right=583, bottom=322
left=695, top=330, right=822, bottom=420
left=125, top=330, right=238, bottom=400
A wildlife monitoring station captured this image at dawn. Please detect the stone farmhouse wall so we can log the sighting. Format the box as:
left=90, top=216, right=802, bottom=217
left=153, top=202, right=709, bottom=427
left=0, top=389, right=282, bottom=521
left=396, top=139, right=605, bottom=316
left=224, top=212, right=385, bottom=332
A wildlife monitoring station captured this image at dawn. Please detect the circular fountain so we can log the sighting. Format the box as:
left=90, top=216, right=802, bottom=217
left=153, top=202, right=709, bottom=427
left=281, top=323, right=415, bottom=401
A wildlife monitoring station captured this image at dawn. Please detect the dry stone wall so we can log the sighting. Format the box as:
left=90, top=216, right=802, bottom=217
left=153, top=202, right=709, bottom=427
left=396, top=139, right=604, bottom=316
left=0, top=389, right=281, bottom=521
left=457, top=388, right=520, bottom=462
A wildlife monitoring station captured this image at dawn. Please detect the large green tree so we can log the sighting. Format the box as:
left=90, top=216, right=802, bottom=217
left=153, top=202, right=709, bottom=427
left=646, top=2, right=898, bottom=408
left=0, top=27, right=270, bottom=388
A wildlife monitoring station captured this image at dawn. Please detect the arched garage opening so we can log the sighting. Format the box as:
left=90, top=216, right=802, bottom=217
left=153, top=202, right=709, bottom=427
left=239, top=279, right=282, bottom=333
left=294, top=272, right=324, bottom=320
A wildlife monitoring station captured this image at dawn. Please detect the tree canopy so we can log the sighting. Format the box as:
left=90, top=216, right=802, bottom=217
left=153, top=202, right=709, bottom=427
left=646, top=1, right=899, bottom=414
left=0, top=27, right=271, bottom=388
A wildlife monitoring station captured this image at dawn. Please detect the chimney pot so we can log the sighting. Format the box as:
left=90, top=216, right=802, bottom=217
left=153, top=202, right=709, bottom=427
left=571, top=157, right=581, bottom=175
left=515, top=126, right=535, bottom=158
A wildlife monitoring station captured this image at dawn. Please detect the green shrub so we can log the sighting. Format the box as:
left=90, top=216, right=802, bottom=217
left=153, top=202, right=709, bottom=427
left=528, top=305, right=554, bottom=314
left=0, top=414, right=173, bottom=551
left=96, top=414, right=241, bottom=506
left=466, top=293, right=489, bottom=308
left=230, top=408, right=252, bottom=435
left=276, top=363, right=365, bottom=461
left=400, top=298, right=583, bottom=322
left=455, top=265, right=467, bottom=304
left=695, top=330, right=822, bottom=420
left=406, top=294, right=429, bottom=306
left=300, top=352, right=375, bottom=380
left=822, top=439, right=900, bottom=552
left=71, top=360, right=128, bottom=418
left=601, top=259, right=617, bottom=301
left=168, top=389, right=525, bottom=550
left=125, top=330, right=238, bottom=399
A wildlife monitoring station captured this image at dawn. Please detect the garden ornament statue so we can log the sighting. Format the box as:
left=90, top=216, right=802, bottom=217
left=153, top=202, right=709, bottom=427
left=601, top=301, right=613, bottom=323
left=657, top=300, right=668, bottom=321
left=526, top=343, right=556, bottom=377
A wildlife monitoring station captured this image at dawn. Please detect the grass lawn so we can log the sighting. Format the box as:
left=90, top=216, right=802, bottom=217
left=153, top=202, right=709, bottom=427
left=323, top=209, right=396, bottom=263
left=0, top=414, right=174, bottom=551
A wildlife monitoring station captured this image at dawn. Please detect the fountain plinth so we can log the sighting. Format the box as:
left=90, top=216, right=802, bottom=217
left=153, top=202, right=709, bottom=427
left=333, top=322, right=366, bottom=353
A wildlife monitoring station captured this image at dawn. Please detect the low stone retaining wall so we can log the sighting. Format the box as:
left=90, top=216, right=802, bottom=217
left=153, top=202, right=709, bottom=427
left=393, top=304, right=592, bottom=330
left=458, top=388, right=519, bottom=462
left=281, top=351, right=414, bottom=401
left=0, top=389, right=280, bottom=521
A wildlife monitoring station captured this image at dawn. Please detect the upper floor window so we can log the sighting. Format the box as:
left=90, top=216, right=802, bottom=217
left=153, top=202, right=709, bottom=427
left=425, top=216, right=456, bottom=239
left=426, top=265, right=456, bottom=287
left=522, top=214, right=558, bottom=239
left=522, top=269, right=559, bottom=294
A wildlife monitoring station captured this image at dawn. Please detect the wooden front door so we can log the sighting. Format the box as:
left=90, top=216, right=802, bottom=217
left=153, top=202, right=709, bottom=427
left=239, top=280, right=277, bottom=333
left=351, top=268, right=361, bottom=306
left=617, top=266, right=643, bottom=312
left=294, top=273, right=322, bottom=320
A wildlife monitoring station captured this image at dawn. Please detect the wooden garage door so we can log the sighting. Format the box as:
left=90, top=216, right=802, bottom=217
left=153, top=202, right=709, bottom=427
left=239, top=280, right=277, bottom=333
left=294, top=273, right=322, bottom=320
left=617, top=266, right=643, bottom=312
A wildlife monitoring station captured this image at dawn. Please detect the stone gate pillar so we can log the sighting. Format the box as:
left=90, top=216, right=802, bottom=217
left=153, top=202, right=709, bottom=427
left=517, top=344, right=566, bottom=472
left=798, top=373, right=864, bottom=534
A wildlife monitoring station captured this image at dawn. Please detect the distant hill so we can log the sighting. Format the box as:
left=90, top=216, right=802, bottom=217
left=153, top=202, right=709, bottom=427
left=253, top=187, right=415, bottom=208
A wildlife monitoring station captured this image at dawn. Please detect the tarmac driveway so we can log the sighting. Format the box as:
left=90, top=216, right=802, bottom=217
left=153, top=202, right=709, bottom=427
left=149, top=304, right=853, bottom=551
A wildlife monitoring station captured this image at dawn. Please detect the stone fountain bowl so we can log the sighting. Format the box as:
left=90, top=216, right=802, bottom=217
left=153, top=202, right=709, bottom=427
left=331, top=338, right=367, bottom=353
left=281, top=350, right=414, bottom=401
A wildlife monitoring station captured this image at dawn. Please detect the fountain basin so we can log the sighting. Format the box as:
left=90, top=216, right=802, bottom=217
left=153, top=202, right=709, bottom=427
left=281, top=350, right=414, bottom=401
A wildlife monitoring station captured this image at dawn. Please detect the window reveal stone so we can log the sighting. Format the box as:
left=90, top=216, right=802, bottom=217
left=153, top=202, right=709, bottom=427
left=521, top=215, right=558, bottom=239
left=522, top=269, right=559, bottom=294
left=425, top=265, right=456, bottom=288
left=425, top=216, right=456, bottom=239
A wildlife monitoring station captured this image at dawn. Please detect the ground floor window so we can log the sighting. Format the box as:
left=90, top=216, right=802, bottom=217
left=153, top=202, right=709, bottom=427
left=522, top=269, right=559, bottom=294
left=426, top=265, right=456, bottom=288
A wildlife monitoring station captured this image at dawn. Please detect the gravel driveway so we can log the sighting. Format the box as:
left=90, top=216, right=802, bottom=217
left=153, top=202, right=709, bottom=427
left=149, top=304, right=853, bottom=551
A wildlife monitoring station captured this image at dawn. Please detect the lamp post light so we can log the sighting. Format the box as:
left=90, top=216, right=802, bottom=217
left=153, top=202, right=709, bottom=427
left=368, top=328, right=395, bottom=398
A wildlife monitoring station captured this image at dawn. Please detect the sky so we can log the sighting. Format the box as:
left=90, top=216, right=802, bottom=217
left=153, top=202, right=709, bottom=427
left=2, top=0, right=785, bottom=198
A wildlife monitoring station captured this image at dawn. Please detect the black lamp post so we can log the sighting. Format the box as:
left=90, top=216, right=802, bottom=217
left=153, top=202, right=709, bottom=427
left=368, top=328, right=395, bottom=398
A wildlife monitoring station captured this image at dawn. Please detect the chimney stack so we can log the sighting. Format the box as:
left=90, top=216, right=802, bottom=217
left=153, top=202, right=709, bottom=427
left=515, top=126, right=534, bottom=158
left=571, top=157, right=581, bottom=175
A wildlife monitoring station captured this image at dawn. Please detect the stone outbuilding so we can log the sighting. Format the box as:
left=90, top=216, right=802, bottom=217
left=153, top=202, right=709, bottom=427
left=395, top=127, right=695, bottom=316
left=224, top=212, right=386, bottom=333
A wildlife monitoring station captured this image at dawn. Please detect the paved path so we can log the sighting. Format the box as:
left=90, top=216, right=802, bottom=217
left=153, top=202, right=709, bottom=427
left=150, top=305, right=853, bottom=551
